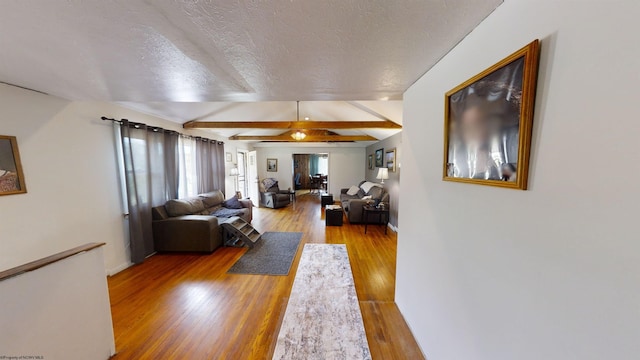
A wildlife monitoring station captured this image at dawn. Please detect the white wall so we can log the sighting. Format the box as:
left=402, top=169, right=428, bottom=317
left=0, top=84, right=234, bottom=274
left=0, top=246, right=115, bottom=359
left=397, top=1, right=640, bottom=359
left=255, top=144, right=365, bottom=197
left=365, top=132, right=401, bottom=228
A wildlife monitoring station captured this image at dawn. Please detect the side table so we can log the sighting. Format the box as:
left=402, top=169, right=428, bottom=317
left=362, top=205, right=390, bottom=234
left=325, top=205, right=344, bottom=226
left=321, top=193, right=334, bottom=207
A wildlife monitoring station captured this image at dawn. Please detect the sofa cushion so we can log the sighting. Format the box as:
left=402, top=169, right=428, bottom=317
left=152, top=206, right=169, bottom=221
left=368, top=186, right=384, bottom=200
left=223, top=196, right=244, bottom=209
left=200, top=190, right=224, bottom=208
left=357, top=188, right=366, bottom=198
left=165, top=197, right=205, bottom=217
left=346, top=185, right=360, bottom=196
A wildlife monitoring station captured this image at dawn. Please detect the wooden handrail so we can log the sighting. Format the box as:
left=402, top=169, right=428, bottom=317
left=0, top=242, right=106, bottom=282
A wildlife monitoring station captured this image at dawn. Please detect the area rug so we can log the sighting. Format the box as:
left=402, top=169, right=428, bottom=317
left=272, top=244, right=372, bottom=360
left=226, top=232, right=302, bottom=275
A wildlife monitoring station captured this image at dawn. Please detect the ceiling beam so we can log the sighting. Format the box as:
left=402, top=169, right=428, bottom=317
left=183, top=120, right=401, bottom=130
left=228, top=134, right=378, bottom=142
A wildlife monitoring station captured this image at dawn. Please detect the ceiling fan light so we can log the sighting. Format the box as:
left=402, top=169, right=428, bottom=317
left=291, top=131, right=306, bottom=141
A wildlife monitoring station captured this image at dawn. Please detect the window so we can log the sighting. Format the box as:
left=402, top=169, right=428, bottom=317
left=178, top=136, right=198, bottom=198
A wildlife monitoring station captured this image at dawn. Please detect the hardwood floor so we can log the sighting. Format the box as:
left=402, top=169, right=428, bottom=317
left=108, top=194, right=424, bottom=359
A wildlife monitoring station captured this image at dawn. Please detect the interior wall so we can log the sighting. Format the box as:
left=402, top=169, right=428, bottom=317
left=255, top=145, right=365, bottom=198
left=0, top=83, right=235, bottom=274
left=365, top=132, right=401, bottom=228
left=0, top=247, right=115, bottom=359
left=397, top=1, right=640, bottom=359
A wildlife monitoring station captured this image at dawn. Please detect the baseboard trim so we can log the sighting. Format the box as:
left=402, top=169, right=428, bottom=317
left=388, top=223, right=399, bottom=233
left=107, top=262, right=132, bottom=276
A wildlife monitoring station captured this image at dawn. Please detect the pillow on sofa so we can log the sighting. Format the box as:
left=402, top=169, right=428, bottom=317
left=346, top=185, right=360, bottom=196
left=357, top=188, right=366, bottom=198
left=165, top=198, right=205, bottom=217
left=360, top=181, right=381, bottom=194
left=368, top=186, right=384, bottom=200
left=223, top=196, right=244, bottom=209
left=200, top=190, right=224, bottom=208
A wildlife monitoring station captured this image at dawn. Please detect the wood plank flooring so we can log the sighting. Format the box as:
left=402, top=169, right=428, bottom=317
left=108, top=194, right=424, bottom=359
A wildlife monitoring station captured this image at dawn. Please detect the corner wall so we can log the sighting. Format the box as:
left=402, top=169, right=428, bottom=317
left=365, top=132, right=401, bottom=228
left=397, top=1, right=640, bottom=359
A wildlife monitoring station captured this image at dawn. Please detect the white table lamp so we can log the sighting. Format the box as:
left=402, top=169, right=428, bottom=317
left=376, top=168, right=389, bottom=184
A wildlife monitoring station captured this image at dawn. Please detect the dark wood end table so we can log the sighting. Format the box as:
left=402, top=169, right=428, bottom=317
left=363, top=205, right=390, bottom=234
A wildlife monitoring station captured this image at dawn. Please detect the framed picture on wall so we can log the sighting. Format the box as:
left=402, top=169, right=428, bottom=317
left=443, top=40, right=540, bottom=190
left=368, top=155, right=373, bottom=170
left=385, top=148, right=396, bottom=172
left=375, top=148, right=384, bottom=167
left=225, top=152, right=232, bottom=162
left=0, top=135, right=27, bottom=196
left=267, top=158, right=278, bottom=172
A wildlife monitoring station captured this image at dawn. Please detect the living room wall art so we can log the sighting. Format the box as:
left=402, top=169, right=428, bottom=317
left=0, top=135, right=27, bottom=196
left=443, top=39, right=540, bottom=190
left=374, top=148, right=384, bottom=167
left=368, top=154, right=373, bottom=170
left=267, top=158, right=278, bottom=172
left=385, top=148, right=397, bottom=172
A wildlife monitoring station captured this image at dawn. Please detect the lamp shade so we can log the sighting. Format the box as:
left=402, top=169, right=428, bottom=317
left=229, top=167, right=239, bottom=176
left=376, top=167, right=389, bottom=182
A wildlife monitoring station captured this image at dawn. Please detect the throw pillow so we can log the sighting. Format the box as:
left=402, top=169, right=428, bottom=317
left=223, top=196, right=243, bottom=209
left=346, top=185, right=360, bottom=196
left=357, top=188, right=366, bottom=198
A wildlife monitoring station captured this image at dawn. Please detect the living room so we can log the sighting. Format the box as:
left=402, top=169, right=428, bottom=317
left=1, top=1, right=639, bottom=360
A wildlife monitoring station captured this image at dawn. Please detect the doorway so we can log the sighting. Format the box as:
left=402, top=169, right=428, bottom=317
left=247, top=151, right=259, bottom=203
left=237, top=149, right=258, bottom=203
left=292, top=153, right=329, bottom=195
left=237, top=150, right=248, bottom=198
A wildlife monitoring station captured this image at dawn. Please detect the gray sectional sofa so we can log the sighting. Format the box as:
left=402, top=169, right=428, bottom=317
left=151, top=190, right=252, bottom=253
left=340, top=181, right=389, bottom=223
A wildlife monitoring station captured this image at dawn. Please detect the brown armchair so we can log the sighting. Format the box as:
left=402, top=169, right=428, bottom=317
left=259, top=178, right=291, bottom=209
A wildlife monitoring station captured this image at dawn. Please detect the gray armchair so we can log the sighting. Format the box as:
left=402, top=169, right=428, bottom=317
left=259, top=178, right=291, bottom=209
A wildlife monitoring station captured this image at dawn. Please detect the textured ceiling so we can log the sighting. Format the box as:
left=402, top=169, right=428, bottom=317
left=0, top=0, right=502, bottom=102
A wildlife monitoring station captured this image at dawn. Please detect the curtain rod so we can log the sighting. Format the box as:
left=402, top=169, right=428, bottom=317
left=101, top=116, right=224, bottom=144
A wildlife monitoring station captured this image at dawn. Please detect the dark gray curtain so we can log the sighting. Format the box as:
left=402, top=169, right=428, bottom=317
left=196, top=138, right=212, bottom=194
left=196, top=138, right=225, bottom=194
left=120, top=121, right=178, bottom=264
left=211, top=140, right=225, bottom=194
left=164, top=131, right=179, bottom=199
